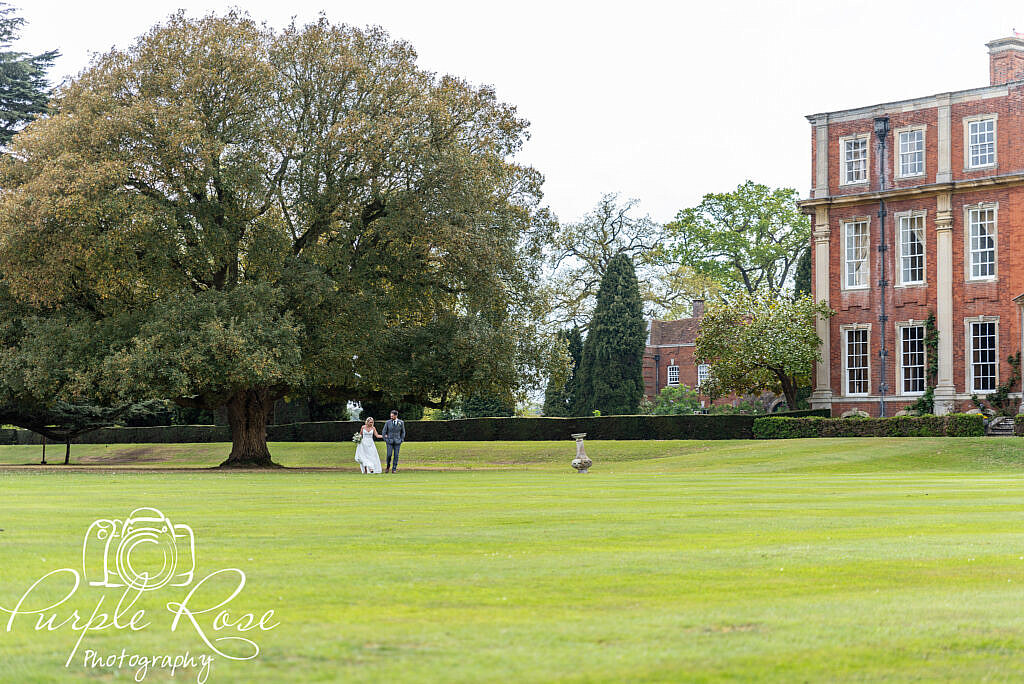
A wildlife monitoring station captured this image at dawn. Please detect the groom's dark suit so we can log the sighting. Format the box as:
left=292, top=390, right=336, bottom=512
left=381, top=418, right=405, bottom=472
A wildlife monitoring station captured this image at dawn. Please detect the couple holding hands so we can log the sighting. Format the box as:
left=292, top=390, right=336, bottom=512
left=354, top=410, right=405, bottom=474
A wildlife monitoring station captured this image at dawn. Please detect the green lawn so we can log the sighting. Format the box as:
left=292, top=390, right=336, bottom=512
left=2, top=438, right=1024, bottom=682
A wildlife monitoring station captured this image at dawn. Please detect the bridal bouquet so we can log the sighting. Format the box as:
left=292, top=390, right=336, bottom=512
left=351, top=432, right=362, bottom=443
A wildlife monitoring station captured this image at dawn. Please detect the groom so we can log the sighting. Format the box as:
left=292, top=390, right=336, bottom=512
left=381, top=410, right=405, bottom=473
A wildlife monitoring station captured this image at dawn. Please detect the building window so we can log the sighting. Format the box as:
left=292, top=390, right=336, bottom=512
left=842, top=136, right=868, bottom=184
left=968, top=206, right=996, bottom=280
left=897, top=213, right=925, bottom=285
left=898, top=129, right=924, bottom=177
left=900, top=325, right=926, bottom=395
left=970, top=321, right=997, bottom=392
left=844, top=220, right=869, bottom=289
left=846, top=328, right=869, bottom=396
left=697, top=364, right=710, bottom=387
left=666, top=365, right=679, bottom=386
left=967, top=117, right=996, bottom=168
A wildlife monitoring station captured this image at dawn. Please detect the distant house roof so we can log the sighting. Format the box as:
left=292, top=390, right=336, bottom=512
left=647, top=318, right=700, bottom=347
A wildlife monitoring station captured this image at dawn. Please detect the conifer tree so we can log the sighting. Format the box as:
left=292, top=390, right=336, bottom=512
left=542, top=327, right=582, bottom=416
left=793, top=247, right=811, bottom=297
left=574, top=254, right=646, bottom=415
left=0, top=3, right=58, bottom=146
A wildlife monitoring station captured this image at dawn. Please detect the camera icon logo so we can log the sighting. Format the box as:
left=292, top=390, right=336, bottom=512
left=82, top=507, right=195, bottom=591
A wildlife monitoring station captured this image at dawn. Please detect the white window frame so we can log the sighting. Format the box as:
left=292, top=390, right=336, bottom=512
left=842, top=218, right=870, bottom=290
left=895, top=211, right=926, bottom=286
left=895, top=125, right=926, bottom=179
left=666, top=365, right=680, bottom=387
left=963, top=114, right=997, bottom=170
left=839, top=134, right=870, bottom=186
left=964, top=202, right=998, bottom=282
left=964, top=316, right=999, bottom=393
left=841, top=325, right=871, bottom=397
left=696, top=364, right=710, bottom=387
left=896, top=321, right=927, bottom=396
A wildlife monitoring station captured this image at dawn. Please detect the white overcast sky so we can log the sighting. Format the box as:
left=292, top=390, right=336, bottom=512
left=15, top=1, right=1024, bottom=224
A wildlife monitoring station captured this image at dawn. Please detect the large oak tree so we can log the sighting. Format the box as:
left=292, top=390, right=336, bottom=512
left=0, top=12, right=550, bottom=466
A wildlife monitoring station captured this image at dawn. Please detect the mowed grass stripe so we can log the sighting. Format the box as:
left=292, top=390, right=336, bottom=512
left=2, top=440, right=1024, bottom=681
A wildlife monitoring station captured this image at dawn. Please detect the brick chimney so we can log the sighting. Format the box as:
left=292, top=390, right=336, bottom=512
left=692, top=299, right=705, bottom=319
left=987, top=35, right=1024, bottom=85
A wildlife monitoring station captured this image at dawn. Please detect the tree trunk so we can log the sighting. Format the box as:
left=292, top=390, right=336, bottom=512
left=63, top=439, right=71, bottom=465
left=219, top=388, right=280, bottom=468
left=777, top=373, right=798, bottom=411
left=40, top=437, right=46, bottom=465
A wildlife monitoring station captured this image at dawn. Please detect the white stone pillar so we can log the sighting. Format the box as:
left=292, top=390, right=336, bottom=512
left=936, top=96, right=952, bottom=184
left=933, top=192, right=956, bottom=414
left=813, top=117, right=830, bottom=199
left=810, top=206, right=833, bottom=411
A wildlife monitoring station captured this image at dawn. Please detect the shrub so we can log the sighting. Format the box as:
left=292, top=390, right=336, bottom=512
left=645, top=385, right=703, bottom=415
left=13, top=410, right=831, bottom=444
left=946, top=413, right=988, bottom=437
left=1014, top=415, right=1024, bottom=436
left=752, top=414, right=984, bottom=439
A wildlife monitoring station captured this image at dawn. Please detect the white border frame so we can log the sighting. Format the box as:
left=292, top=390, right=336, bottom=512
left=840, top=324, right=872, bottom=397
left=963, top=201, right=998, bottom=282
left=894, top=124, right=927, bottom=179
left=895, top=320, right=927, bottom=397
left=841, top=217, right=871, bottom=291
left=963, top=113, right=998, bottom=171
left=894, top=210, right=927, bottom=287
left=964, top=315, right=1000, bottom=394
left=839, top=133, right=871, bottom=186
left=696, top=363, right=710, bottom=388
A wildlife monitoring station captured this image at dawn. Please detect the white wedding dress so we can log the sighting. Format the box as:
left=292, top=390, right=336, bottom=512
left=354, top=429, right=383, bottom=473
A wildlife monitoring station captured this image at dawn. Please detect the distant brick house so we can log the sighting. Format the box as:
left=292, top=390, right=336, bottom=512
left=642, top=301, right=781, bottom=410
left=642, top=300, right=710, bottom=400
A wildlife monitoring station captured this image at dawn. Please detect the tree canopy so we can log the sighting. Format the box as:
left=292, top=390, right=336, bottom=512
left=0, top=3, right=58, bottom=146
left=0, top=12, right=551, bottom=466
left=574, top=254, right=646, bottom=416
left=793, top=246, right=812, bottom=297
left=542, top=327, right=582, bottom=417
left=539, top=194, right=711, bottom=325
left=664, top=182, right=809, bottom=296
left=695, top=292, right=833, bottom=409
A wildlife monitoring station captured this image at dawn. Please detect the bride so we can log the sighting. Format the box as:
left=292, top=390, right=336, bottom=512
left=355, top=417, right=383, bottom=474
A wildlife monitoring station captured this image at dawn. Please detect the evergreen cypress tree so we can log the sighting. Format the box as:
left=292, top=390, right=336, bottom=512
left=542, top=327, right=582, bottom=416
left=574, top=254, right=646, bottom=415
left=793, top=247, right=811, bottom=297
left=0, top=4, right=58, bottom=146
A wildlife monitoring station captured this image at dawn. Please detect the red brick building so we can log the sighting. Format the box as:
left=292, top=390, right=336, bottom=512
left=642, top=300, right=712, bottom=400
left=801, top=36, right=1024, bottom=416
left=642, top=301, right=784, bottom=410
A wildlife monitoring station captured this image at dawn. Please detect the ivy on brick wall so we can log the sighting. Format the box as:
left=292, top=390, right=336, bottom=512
left=906, top=312, right=939, bottom=415
left=986, top=351, right=1021, bottom=417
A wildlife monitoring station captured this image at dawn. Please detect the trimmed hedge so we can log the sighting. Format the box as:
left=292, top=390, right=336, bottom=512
left=12, top=424, right=231, bottom=445
left=1015, top=415, right=1024, bottom=436
left=7, top=410, right=831, bottom=444
left=752, top=414, right=984, bottom=439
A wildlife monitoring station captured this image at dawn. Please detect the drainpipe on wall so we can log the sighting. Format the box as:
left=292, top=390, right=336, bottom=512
left=874, top=116, right=890, bottom=417
left=654, top=354, right=661, bottom=395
